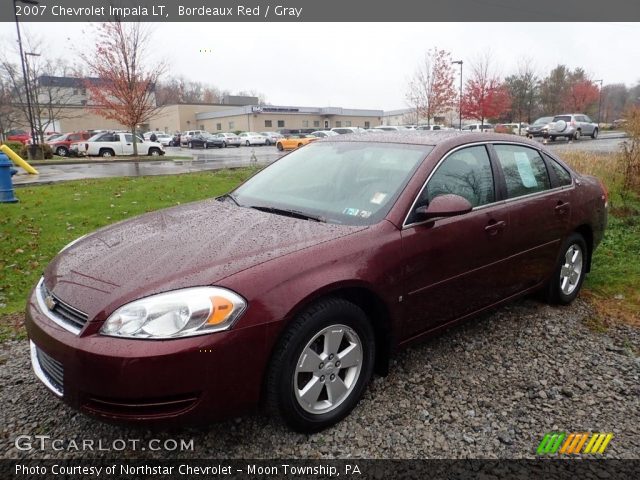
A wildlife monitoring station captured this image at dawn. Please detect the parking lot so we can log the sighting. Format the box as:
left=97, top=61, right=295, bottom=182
left=12, top=133, right=627, bottom=186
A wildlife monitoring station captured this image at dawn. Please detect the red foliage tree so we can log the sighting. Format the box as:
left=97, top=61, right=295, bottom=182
left=460, top=55, right=511, bottom=125
left=82, top=22, right=165, bottom=155
left=565, top=80, right=599, bottom=113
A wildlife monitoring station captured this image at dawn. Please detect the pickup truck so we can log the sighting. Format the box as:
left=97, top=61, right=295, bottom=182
left=70, top=132, right=165, bottom=157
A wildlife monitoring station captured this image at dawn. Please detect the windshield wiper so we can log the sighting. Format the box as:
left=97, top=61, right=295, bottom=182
left=218, top=193, right=240, bottom=206
left=249, top=205, right=326, bottom=223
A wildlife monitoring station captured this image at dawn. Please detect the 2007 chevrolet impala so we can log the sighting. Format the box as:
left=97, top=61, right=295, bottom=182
left=26, top=132, right=607, bottom=432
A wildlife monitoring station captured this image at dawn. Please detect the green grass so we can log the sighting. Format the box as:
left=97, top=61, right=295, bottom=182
left=0, top=168, right=258, bottom=320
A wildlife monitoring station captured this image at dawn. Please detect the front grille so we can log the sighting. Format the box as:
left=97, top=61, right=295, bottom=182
left=39, top=280, right=89, bottom=333
left=83, top=394, right=199, bottom=419
left=30, top=341, right=64, bottom=396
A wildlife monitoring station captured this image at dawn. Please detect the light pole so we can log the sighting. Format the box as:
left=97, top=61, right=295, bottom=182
left=25, top=52, right=41, bottom=143
left=452, top=60, right=463, bottom=130
left=13, top=0, right=40, bottom=159
left=594, top=79, right=603, bottom=126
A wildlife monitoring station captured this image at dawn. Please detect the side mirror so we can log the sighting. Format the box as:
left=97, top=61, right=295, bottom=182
left=415, top=194, right=473, bottom=220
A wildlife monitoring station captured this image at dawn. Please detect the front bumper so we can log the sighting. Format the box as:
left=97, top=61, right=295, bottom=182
left=25, top=285, right=270, bottom=425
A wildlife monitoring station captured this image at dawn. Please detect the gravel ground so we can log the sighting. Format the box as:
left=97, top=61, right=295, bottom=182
left=1, top=297, right=638, bottom=460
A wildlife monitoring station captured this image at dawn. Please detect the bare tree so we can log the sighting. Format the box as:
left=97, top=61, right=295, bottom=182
left=405, top=47, right=457, bottom=125
left=81, top=21, right=166, bottom=155
left=505, top=58, right=539, bottom=124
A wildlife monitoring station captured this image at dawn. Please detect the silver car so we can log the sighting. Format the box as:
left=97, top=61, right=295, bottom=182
left=545, top=114, right=598, bottom=141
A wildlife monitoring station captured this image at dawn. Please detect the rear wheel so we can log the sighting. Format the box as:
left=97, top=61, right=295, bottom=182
left=265, top=298, right=375, bottom=433
left=99, top=149, right=114, bottom=158
left=148, top=148, right=161, bottom=156
left=545, top=233, right=587, bottom=305
left=265, top=139, right=271, bottom=146
left=297, top=143, right=303, bottom=148
left=245, top=140, right=251, bottom=146
left=55, top=146, right=68, bottom=157
left=573, top=130, right=581, bottom=141
left=277, top=143, right=284, bottom=151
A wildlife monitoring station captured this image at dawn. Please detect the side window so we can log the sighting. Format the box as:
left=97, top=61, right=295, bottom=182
left=494, top=144, right=550, bottom=198
left=125, top=134, right=134, bottom=143
left=583, top=115, right=592, bottom=123
left=543, top=154, right=572, bottom=186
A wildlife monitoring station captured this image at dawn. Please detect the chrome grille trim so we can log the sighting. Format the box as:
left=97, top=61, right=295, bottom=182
left=30, top=341, right=63, bottom=397
left=35, top=277, right=87, bottom=335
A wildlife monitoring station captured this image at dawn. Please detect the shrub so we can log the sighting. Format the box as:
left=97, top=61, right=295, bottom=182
left=19, top=143, right=54, bottom=160
left=1, top=141, right=25, bottom=156
left=619, top=106, right=640, bottom=202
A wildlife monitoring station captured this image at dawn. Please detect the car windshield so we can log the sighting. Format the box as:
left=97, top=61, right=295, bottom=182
left=533, top=117, right=553, bottom=125
left=232, top=142, right=432, bottom=226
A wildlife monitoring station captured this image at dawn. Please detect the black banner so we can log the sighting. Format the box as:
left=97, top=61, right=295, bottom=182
left=3, top=0, right=640, bottom=22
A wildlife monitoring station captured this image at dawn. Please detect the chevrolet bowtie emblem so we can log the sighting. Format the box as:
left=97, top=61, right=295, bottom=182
left=44, top=295, right=57, bottom=311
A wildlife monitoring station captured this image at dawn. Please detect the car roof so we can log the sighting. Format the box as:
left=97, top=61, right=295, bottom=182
left=320, top=131, right=546, bottom=149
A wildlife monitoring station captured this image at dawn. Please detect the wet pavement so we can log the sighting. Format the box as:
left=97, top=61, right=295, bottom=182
left=13, top=147, right=285, bottom=186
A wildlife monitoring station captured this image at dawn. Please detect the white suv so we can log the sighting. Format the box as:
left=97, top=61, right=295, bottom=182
left=544, top=114, right=598, bottom=141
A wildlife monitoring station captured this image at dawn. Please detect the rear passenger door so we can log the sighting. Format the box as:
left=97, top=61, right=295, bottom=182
left=491, top=143, right=572, bottom=291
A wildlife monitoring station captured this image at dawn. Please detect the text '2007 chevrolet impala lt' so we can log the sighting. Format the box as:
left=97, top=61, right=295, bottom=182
left=26, top=132, right=607, bottom=432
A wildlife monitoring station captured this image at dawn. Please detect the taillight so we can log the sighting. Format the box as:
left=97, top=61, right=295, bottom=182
left=570, top=120, right=576, bottom=127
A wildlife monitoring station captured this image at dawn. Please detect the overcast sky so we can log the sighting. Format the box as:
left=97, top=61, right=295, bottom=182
left=1, top=22, right=639, bottom=111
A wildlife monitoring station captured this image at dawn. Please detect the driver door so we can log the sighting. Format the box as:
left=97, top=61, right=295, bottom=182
left=400, top=144, right=515, bottom=340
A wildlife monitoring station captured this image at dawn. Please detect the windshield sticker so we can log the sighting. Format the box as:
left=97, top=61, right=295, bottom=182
left=343, top=207, right=360, bottom=216
left=370, top=192, right=387, bottom=205
left=359, top=210, right=372, bottom=218
left=514, top=153, right=538, bottom=188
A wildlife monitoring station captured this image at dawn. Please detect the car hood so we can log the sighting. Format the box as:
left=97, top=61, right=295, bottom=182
left=45, top=199, right=365, bottom=319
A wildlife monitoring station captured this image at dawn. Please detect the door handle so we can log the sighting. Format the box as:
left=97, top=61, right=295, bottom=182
left=555, top=201, right=570, bottom=215
left=484, top=220, right=506, bottom=235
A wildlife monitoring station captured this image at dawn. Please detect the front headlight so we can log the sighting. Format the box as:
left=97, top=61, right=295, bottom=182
left=100, top=287, right=246, bottom=339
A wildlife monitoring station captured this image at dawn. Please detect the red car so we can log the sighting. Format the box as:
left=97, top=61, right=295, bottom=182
left=26, top=132, right=607, bottom=432
left=48, top=131, right=93, bottom=157
left=6, top=129, right=30, bottom=144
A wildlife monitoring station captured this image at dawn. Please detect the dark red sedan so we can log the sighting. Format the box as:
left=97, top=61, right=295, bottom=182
left=26, top=132, right=607, bottom=432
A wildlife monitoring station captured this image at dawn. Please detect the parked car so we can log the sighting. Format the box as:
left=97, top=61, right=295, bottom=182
left=526, top=117, right=554, bottom=138
left=494, top=123, right=529, bottom=135
left=170, top=133, right=181, bottom=147
left=155, top=134, right=173, bottom=147
left=462, top=123, right=494, bottom=133
left=310, top=130, right=339, bottom=138
left=372, top=126, right=404, bottom=132
left=214, top=132, right=242, bottom=148
left=48, top=131, right=93, bottom=157
left=143, top=131, right=164, bottom=141
left=544, top=114, right=598, bottom=141
left=416, top=125, right=445, bottom=131
left=6, top=129, right=30, bottom=144
left=331, top=127, right=367, bottom=135
left=276, top=134, right=319, bottom=151
left=239, top=132, right=268, bottom=146
left=70, top=132, right=164, bottom=157
left=187, top=133, right=224, bottom=149
left=260, top=132, right=284, bottom=145
left=181, top=130, right=206, bottom=146
left=26, top=132, right=607, bottom=432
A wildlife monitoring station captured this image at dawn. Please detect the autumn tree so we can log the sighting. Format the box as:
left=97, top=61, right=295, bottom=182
left=460, top=54, right=511, bottom=125
left=405, top=47, right=457, bottom=125
left=82, top=22, right=165, bottom=155
left=504, top=59, right=539, bottom=124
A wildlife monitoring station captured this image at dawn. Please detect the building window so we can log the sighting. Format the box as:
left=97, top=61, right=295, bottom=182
left=73, top=88, right=78, bottom=95
left=345, top=121, right=352, bottom=127
left=216, top=123, right=222, bottom=131
left=81, top=88, right=86, bottom=96
left=365, top=121, right=370, bottom=128
left=335, top=121, right=342, bottom=127
left=229, top=121, right=235, bottom=130
left=302, top=120, right=309, bottom=128
left=277, top=120, right=285, bottom=128
left=265, top=120, right=272, bottom=127
left=313, top=120, right=320, bottom=127
left=199, top=124, right=204, bottom=130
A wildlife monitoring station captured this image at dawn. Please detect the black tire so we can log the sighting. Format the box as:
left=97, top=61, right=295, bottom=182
left=265, top=298, right=375, bottom=433
left=265, top=139, right=271, bottom=146
left=297, top=143, right=303, bottom=148
left=222, top=141, right=227, bottom=148
left=148, top=148, right=161, bottom=156
left=188, top=142, right=193, bottom=149
left=550, top=136, right=556, bottom=141
left=277, top=143, right=284, bottom=151
left=545, top=233, right=588, bottom=305
left=591, top=128, right=598, bottom=139
left=245, top=140, right=251, bottom=146
left=204, top=142, right=208, bottom=149
left=55, top=146, right=68, bottom=157
left=100, top=149, right=114, bottom=158
left=573, top=130, right=581, bottom=141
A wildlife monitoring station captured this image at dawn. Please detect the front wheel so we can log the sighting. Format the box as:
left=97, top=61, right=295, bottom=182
left=573, top=130, right=581, bottom=141
left=591, top=128, right=598, bottom=139
left=245, top=140, right=250, bottom=146
left=148, top=148, right=161, bottom=156
left=56, top=146, right=68, bottom=157
left=277, top=143, right=284, bottom=151
left=265, top=298, right=375, bottom=433
left=545, top=233, right=587, bottom=305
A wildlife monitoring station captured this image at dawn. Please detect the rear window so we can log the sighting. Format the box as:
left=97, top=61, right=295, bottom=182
left=553, top=116, right=572, bottom=122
